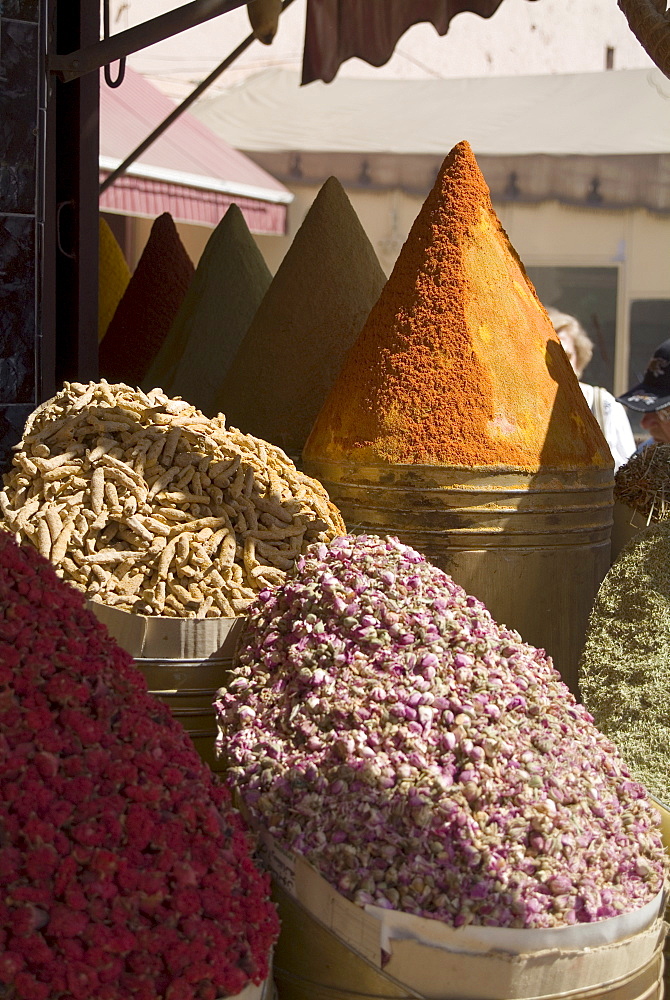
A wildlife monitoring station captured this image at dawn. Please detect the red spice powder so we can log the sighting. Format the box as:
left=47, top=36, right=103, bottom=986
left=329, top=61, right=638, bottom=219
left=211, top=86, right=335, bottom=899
left=303, top=142, right=611, bottom=471
left=99, top=213, right=194, bottom=388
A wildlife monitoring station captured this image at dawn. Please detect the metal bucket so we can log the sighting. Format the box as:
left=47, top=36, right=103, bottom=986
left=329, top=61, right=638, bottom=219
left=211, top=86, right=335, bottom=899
left=135, top=654, right=233, bottom=773
left=303, top=459, right=614, bottom=697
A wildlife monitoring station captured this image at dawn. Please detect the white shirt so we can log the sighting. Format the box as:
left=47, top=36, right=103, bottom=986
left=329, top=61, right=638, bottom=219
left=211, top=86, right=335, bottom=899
left=579, top=383, right=636, bottom=472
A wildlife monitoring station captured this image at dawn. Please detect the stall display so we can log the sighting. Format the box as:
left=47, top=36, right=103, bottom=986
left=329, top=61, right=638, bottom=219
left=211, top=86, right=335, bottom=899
left=0, top=531, right=279, bottom=1000
left=99, top=214, right=194, bottom=387
left=0, top=381, right=344, bottom=617
left=302, top=141, right=613, bottom=693
left=580, top=519, right=670, bottom=806
left=303, top=142, right=607, bottom=472
left=216, top=176, right=387, bottom=459
left=217, top=532, right=667, bottom=929
left=146, top=204, right=272, bottom=416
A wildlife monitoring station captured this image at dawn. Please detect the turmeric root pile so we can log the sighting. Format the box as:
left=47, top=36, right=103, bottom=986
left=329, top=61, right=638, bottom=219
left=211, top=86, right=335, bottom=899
left=0, top=381, right=344, bottom=617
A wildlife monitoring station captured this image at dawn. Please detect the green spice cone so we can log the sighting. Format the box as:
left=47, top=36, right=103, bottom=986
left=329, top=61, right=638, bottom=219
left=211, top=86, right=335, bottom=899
left=580, top=519, right=670, bottom=804
left=213, top=177, right=387, bottom=458
left=143, top=205, right=272, bottom=413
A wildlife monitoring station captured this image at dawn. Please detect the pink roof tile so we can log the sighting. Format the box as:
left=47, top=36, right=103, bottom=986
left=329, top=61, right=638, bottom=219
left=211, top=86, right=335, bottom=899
left=99, top=67, right=290, bottom=233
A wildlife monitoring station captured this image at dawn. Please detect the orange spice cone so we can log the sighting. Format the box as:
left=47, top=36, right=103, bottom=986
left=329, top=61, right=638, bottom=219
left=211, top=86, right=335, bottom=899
left=99, top=213, right=194, bottom=388
left=215, top=177, right=387, bottom=459
left=304, top=141, right=611, bottom=473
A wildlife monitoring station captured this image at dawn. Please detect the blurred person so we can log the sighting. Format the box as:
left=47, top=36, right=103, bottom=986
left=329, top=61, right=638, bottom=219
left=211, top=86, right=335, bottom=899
left=617, top=338, right=670, bottom=447
left=547, top=307, right=635, bottom=471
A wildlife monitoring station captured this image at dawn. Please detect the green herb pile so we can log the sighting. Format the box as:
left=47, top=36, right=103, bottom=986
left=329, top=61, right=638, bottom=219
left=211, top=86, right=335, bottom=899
left=580, top=521, right=670, bottom=805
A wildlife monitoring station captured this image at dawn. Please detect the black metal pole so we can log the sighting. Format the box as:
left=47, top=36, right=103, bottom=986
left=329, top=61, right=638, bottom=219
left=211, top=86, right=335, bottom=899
left=43, top=0, right=100, bottom=392
left=100, top=0, right=297, bottom=196
left=49, top=0, right=251, bottom=82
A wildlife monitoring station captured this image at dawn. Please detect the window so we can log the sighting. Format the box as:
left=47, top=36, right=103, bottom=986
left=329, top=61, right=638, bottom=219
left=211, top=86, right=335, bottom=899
left=526, top=266, right=619, bottom=394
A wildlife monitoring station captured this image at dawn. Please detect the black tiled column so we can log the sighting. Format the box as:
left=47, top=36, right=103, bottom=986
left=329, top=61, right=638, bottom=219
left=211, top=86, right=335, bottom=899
left=0, top=0, right=99, bottom=475
left=0, top=5, right=40, bottom=472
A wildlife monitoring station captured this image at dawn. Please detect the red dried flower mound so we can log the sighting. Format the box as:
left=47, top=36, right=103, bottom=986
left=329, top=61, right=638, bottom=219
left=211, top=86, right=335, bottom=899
left=0, top=533, right=278, bottom=1000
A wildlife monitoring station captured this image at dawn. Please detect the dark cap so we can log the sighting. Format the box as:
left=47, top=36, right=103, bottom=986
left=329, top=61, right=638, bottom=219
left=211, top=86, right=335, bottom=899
left=617, top=338, right=670, bottom=412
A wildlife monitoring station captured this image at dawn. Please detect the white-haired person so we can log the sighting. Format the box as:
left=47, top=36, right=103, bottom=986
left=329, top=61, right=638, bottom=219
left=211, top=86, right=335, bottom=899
left=547, top=307, right=635, bottom=471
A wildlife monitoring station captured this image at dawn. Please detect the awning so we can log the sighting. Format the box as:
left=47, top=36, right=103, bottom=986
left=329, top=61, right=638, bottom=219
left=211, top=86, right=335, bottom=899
left=99, top=66, right=292, bottom=233
left=301, top=0, right=539, bottom=84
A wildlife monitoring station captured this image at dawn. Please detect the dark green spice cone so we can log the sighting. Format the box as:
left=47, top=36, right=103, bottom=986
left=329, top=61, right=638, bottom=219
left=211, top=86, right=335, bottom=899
left=144, top=204, right=272, bottom=412
left=213, top=177, right=387, bottom=456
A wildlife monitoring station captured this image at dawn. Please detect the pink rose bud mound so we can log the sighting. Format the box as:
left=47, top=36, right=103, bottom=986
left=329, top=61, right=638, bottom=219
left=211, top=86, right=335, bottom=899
left=216, top=534, right=668, bottom=930
left=0, top=532, right=278, bottom=1000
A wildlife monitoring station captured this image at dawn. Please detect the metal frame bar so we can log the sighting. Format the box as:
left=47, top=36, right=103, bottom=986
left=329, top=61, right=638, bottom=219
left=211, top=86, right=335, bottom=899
left=100, top=0, right=296, bottom=195
left=49, top=0, right=250, bottom=82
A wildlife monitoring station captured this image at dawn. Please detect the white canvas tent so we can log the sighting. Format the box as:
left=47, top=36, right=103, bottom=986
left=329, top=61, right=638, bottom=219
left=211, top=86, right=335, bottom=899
left=193, top=66, right=670, bottom=157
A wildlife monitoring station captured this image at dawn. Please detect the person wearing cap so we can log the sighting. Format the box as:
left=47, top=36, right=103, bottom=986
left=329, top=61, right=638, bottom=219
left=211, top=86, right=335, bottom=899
left=617, top=338, right=670, bottom=447
left=547, top=307, right=636, bottom=471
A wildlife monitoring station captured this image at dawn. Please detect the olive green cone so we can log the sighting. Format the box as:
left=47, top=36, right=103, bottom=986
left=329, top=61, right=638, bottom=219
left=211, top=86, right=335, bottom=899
left=144, top=204, right=272, bottom=413
left=213, top=177, right=387, bottom=457
left=580, top=519, right=670, bottom=804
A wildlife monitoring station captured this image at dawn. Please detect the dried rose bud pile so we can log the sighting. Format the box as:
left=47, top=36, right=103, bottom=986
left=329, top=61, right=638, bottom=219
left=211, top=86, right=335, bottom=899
left=0, top=532, right=278, bottom=1000
left=216, top=534, right=667, bottom=930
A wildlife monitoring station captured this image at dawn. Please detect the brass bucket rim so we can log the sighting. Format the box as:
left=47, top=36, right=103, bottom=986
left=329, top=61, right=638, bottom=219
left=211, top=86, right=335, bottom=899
left=303, top=457, right=614, bottom=493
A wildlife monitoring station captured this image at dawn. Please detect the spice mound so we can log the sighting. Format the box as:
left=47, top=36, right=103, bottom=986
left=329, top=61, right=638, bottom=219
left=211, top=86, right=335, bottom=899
left=0, top=532, right=279, bottom=1000
left=99, top=212, right=195, bottom=387
left=217, top=534, right=667, bottom=930
left=0, top=380, right=344, bottom=617
left=614, top=443, right=670, bottom=523
left=303, top=140, right=609, bottom=471
left=580, top=520, right=670, bottom=805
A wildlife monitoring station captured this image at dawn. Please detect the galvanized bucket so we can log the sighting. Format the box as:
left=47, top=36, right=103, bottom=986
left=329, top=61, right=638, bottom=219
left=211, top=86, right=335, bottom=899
left=135, top=654, right=233, bottom=773
left=87, top=600, right=246, bottom=775
left=303, top=459, right=614, bottom=697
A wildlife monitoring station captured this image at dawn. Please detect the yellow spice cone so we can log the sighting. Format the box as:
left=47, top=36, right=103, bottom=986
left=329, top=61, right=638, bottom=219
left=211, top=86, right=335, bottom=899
left=304, top=141, right=611, bottom=473
left=98, top=216, right=131, bottom=343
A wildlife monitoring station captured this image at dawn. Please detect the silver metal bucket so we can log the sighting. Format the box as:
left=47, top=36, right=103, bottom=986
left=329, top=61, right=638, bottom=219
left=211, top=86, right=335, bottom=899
left=303, top=459, right=614, bottom=696
left=135, top=654, right=232, bottom=773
